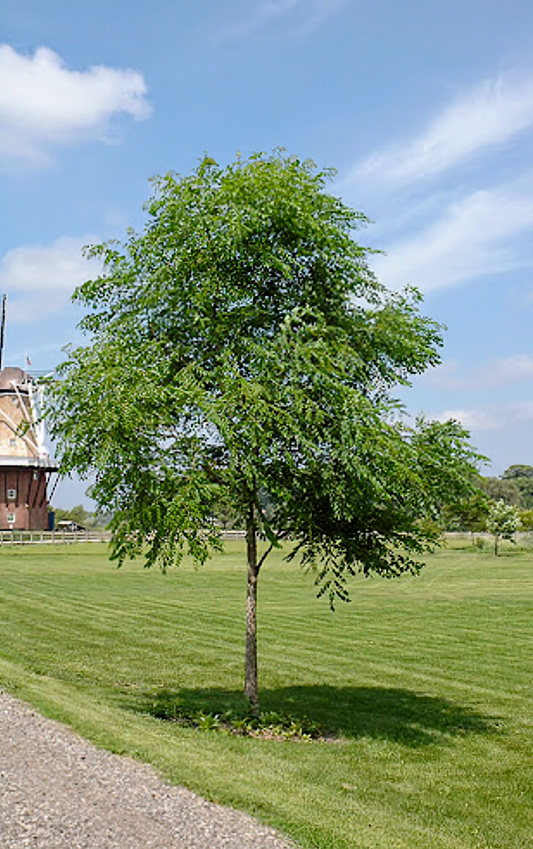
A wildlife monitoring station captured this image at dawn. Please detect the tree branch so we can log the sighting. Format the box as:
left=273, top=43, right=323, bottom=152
left=257, top=528, right=291, bottom=572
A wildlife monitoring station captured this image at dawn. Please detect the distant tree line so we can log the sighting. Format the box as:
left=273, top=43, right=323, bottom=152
left=441, top=464, right=533, bottom=539
left=479, top=464, right=533, bottom=510
left=49, top=504, right=111, bottom=530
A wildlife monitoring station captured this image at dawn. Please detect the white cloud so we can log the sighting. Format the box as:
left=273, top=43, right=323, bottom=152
left=437, top=402, right=533, bottom=432
left=428, top=355, right=533, bottom=391
left=372, top=188, right=533, bottom=292
left=422, top=359, right=462, bottom=389
left=0, top=45, right=151, bottom=163
left=437, top=409, right=502, bottom=431
left=490, top=355, right=533, bottom=385
left=221, top=0, right=345, bottom=39
left=351, top=74, right=533, bottom=187
left=0, top=236, right=101, bottom=321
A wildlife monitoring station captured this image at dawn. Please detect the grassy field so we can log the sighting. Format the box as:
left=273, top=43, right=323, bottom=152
left=0, top=537, right=532, bottom=849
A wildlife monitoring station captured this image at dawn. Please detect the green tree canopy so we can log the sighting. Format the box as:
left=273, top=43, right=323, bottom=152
left=46, top=152, right=482, bottom=708
left=480, top=465, right=533, bottom=509
left=501, top=465, right=533, bottom=508
left=479, top=476, right=522, bottom=506
left=440, top=488, right=490, bottom=534
left=502, top=464, right=533, bottom=480
left=50, top=504, right=109, bottom=529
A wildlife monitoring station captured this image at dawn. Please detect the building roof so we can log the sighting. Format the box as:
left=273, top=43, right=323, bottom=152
left=0, top=367, right=32, bottom=393
left=0, top=366, right=57, bottom=470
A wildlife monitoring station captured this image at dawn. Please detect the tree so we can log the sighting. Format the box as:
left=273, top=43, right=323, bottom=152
left=501, top=465, right=533, bottom=509
left=486, top=500, right=521, bottom=556
left=478, top=476, right=522, bottom=506
left=55, top=504, right=91, bottom=526
left=479, top=465, right=533, bottom=509
left=51, top=504, right=110, bottom=529
left=440, top=489, right=489, bottom=536
left=46, top=152, right=482, bottom=709
left=518, top=508, right=533, bottom=532
left=502, top=464, right=533, bottom=480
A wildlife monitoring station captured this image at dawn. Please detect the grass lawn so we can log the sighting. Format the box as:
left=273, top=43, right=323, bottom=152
left=0, top=537, right=532, bottom=849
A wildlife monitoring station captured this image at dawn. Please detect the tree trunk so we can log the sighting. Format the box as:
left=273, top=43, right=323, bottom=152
left=245, top=506, right=259, bottom=712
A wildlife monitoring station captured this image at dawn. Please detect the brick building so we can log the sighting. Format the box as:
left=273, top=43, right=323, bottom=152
left=0, top=367, right=57, bottom=530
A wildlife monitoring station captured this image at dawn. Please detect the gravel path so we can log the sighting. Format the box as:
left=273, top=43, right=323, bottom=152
left=0, top=690, right=296, bottom=849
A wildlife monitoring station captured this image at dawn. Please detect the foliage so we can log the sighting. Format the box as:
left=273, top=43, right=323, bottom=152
left=51, top=504, right=109, bottom=529
left=479, top=476, right=522, bottom=506
left=502, top=464, right=533, bottom=479
left=518, top=508, right=533, bottom=531
left=480, top=465, right=533, bottom=509
left=46, top=151, right=483, bottom=705
left=211, top=498, right=241, bottom=530
left=502, top=465, right=533, bottom=508
left=440, top=488, right=489, bottom=533
left=486, top=500, right=522, bottom=555
left=147, top=693, right=324, bottom=740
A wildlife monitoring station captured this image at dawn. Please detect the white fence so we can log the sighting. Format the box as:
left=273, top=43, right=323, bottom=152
left=0, top=529, right=246, bottom=547
left=0, top=529, right=111, bottom=546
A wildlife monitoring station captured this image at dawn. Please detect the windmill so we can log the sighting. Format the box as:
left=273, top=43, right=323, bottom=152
left=0, top=297, right=58, bottom=530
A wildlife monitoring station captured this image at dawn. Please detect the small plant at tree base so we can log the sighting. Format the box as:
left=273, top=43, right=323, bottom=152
left=486, top=500, right=521, bottom=556
left=195, top=712, right=222, bottom=731
left=145, top=692, right=324, bottom=740
left=182, top=710, right=323, bottom=741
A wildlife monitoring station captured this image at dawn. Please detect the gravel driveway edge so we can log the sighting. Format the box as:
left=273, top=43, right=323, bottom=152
left=0, top=689, right=297, bottom=849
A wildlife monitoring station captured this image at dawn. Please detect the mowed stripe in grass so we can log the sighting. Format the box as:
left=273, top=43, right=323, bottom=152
left=0, top=539, right=532, bottom=849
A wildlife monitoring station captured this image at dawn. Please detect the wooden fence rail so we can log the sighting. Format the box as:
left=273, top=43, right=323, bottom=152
left=2, top=529, right=531, bottom=548
left=0, top=529, right=246, bottom=547
left=0, top=530, right=112, bottom=546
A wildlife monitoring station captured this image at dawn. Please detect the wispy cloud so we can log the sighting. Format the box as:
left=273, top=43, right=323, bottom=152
left=220, top=0, right=345, bottom=40
left=0, top=236, right=101, bottom=321
left=0, top=45, right=151, bottom=164
left=372, top=188, right=533, bottom=292
left=350, top=73, right=533, bottom=187
left=425, top=355, right=533, bottom=391
left=436, top=402, right=533, bottom=432
left=437, top=408, right=502, bottom=431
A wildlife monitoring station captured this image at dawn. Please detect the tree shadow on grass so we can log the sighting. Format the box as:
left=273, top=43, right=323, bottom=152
left=129, top=684, right=500, bottom=746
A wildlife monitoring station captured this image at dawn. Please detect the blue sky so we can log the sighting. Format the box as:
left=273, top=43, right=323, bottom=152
left=1, top=0, right=533, bottom=506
